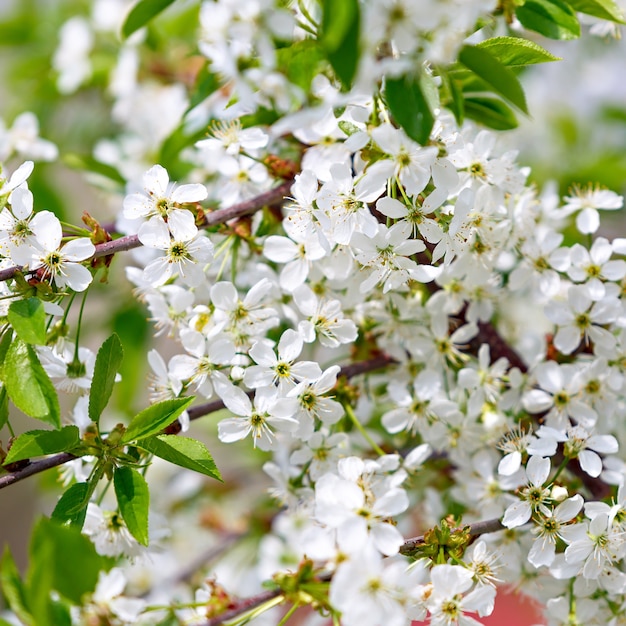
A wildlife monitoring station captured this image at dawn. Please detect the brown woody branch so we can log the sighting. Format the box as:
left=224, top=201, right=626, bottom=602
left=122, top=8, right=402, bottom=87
left=200, top=517, right=506, bottom=626
left=0, top=354, right=397, bottom=490
left=399, top=517, right=505, bottom=555
left=0, top=181, right=295, bottom=283
left=0, top=452, right=77, bottom=488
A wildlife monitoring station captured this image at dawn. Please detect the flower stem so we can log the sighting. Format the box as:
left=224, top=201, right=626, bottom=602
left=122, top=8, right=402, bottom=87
left=550, top=456, right=570, bottom=483
left=277, top=603, right=300, bottom=626
left=73, top=287, right=90, bottom=363
left=343, top=403, right=385, bottom=457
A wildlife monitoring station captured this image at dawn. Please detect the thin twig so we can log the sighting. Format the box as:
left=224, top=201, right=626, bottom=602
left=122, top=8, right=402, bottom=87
left=0, top=354, right=396, bottom=489
left=399, top=517, right=505, bottom=555
left=338, top=353, right=397, bottom=378
left=199, top=517, right=506, bottom=625
left=0, top=452, right=76, bottom=488
left=0, top=181, right=295, bottom=283
left=203, top=588, right=283, bottom=626
left=203, top=181, right=293, bottom=228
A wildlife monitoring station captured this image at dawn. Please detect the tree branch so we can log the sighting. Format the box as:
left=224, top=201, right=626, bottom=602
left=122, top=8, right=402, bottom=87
left=0, top=452, right=76, bottom=488
left=399, top=517, right=505, bottom=555
left=0, top=180, right=295, bottom=283
left=203, top=588, right=283, bottom=626
left=200, top=517, right=506, bottom=625
left=0, top=354, right=397, bottom=489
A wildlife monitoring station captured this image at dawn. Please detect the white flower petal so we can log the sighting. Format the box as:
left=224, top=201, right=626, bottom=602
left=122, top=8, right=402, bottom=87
left=578, top=449, right=602, bottom=477
left=62, top=238, right=96, bottom=262
left=171, top=183, right=208, bottom=204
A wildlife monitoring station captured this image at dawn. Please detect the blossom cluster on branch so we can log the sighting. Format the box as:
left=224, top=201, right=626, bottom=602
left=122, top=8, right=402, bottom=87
left=1, top=1, right=626, bottom=625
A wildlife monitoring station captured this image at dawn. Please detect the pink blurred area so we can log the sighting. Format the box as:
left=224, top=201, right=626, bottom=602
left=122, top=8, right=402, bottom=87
left=305, top=586, right=546, bottom=625
left=413, top=587, right=545, bottom=626
left=482, top=589, right=544, bottom=626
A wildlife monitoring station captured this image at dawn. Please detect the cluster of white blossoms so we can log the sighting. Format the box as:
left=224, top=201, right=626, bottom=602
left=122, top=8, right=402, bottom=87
left=0, top=161, right=95, bottom=295
left=2, top=1, right=626, bottom=625
left=102, top=95, right=626, bottom=623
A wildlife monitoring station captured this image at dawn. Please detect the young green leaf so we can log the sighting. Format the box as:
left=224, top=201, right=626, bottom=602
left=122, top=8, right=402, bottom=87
left=385, top=74, right=435, bottom=146
left=276, top=39, right=325, bottom=92
left=458, top=45, right=528, bottom=114
left=121, top=396, right=195, bottom=444
left=25, top=533, right=54, bottom=626
left=3, top=339, right=61, bottom=429
left=3, top=426, right=79, bottom=465
left=0, top=385, right=8, bottom=431
left=51, top=482, right=91, bottom=529
left=320, top=0, right=360, bottom=88
left=113, top=466, right=150, bottom=546
left=185, top=63, right=220, bottom=114
left=565, top=0, right=625, bottom=22
left=7, top=298, right=46, bottom=345
left=1, top=548, right=34, bottom=626
left=440, top=70, right=465, bottom=127
left=121, top=0, right=176, bottom=39
left=0, top=328, right=13, bottom=371
left=516, top=0, right=581, bottom=39
left=140, top=435, right=222, bottom=480
left=43, top=598, right=72, bottom=626
left=28, top=518, right=110, bottom=604
left=464, top=97, right=519, bottom=131
left=476, top=37, right=561, bottom=66
left=88, top=333, right=124, bottom=425
left=63, top=153, right=126, bottom=187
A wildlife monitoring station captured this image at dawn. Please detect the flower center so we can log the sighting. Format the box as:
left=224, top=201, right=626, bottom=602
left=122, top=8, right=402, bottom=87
left=168, top=241, right=190, bottom=263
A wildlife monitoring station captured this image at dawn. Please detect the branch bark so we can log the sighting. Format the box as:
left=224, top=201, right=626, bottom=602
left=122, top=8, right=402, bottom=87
left=200, top=517, right=506, bottom=626
left=399, top=517, right=505, bottom=555
left=0, top=180, right=295, bottom=283
left=0, top=452, right=76, bottom=488
left=0, top=354, right=397, bottom=489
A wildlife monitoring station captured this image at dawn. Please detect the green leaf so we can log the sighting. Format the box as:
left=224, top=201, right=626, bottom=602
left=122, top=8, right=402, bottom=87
left=385, top=74, right=435, bottom=146
left=442, top=72, right=465, bottom=127
left=3, top=339, right=60, bottom=428
left=44, top=599, right=72, bottom=626
left=0, top=385, right=8, bottom=431
left=186, top=63, right=220, bottom=113
left=89, top=333, right=124, bottom=424
left=1, top=548, right=33, bottom=626
left=63, top=153, right=126, bottom=187
left=25, top=531, right=54, bottom=626
left=121, top=396, right=195, bottom=444
left=338, top=120, right=361, bottom=137
left=111, top=302, right=150, bottom=413
left=320, top=0, right=360, bottom=88
left=0, top=328, right=13, bottom=371
left=28, top=518, right=110, bottom=604
left=7, top=298, right=46, bottom=345
left=276, top=39, right=325, bottom=92
left=566, top=0, right=625, bottom=21
left=476, top=36, right=561, bottom=66
left=157, top=123, right=208, bottom=177
left=51, top=482, right=91, bottom=529
left=516, top=0, right=581, bottom=39
left=114, top=466, right=150, bottom=546
left=3, top=426, right=79, bottom=465
left=140, top=435, right=222, bottom=480
left=464, top=97, right=519, bottom=130
left=458, top=45, right=528, bottom=114
left=121, top=0, right=177, bottom=39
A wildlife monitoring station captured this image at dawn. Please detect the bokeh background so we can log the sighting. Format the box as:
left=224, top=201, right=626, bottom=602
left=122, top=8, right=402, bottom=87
left=0, top=2, right=625, bottom=624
